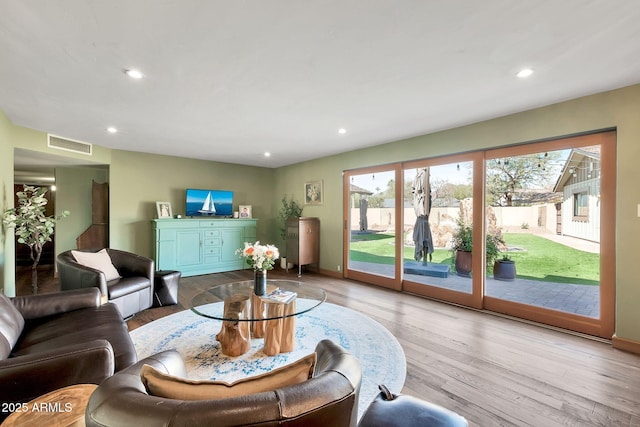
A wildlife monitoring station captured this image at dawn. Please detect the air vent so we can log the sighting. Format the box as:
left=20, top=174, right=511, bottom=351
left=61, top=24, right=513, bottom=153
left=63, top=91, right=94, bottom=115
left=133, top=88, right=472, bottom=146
left=47, top=134, right=92, bottom=155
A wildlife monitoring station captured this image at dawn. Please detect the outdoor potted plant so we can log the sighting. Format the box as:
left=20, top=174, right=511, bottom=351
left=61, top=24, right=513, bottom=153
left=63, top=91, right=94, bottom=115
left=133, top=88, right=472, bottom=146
left=493, top=254, right=516, bottom=281
left=451, top=220, right=473, bottom=277
left=450, top=218, right=502, bottom=277
left=278, top=195, right=303, bottom=269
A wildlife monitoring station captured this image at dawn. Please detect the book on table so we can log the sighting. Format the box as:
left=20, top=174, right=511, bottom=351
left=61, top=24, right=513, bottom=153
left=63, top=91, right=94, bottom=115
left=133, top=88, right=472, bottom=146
left=261, top=288, right=297, bottom=304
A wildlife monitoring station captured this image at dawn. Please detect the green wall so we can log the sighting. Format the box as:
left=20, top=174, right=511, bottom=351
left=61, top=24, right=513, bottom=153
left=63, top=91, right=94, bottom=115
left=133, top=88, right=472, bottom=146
left=108, top=150, right=277, bottom=258
left=275, top=83, right=640, bottom=343
left=55, top=166, right=109, bottom=254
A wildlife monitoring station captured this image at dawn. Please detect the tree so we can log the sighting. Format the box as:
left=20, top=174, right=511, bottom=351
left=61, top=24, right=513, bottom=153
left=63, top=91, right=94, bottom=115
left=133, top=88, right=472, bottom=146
left=486, top=152, right=561, bottom=206
left=2, top=185, right=69, bottom=294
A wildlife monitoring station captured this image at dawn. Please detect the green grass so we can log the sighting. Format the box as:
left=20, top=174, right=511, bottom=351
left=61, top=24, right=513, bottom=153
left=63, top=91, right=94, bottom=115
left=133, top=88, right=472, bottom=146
left=349, top=232, right=599, bottom=285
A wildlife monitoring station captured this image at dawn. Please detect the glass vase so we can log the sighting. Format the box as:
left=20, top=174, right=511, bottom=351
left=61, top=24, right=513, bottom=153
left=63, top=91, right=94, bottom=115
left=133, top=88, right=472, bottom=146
left=253, top=269, right=267, bottom=296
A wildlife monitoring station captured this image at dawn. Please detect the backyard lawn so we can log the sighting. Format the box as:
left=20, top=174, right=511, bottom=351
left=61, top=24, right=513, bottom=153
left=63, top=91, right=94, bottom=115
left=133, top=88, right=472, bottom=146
left=349, top=232, right=599, bottom=285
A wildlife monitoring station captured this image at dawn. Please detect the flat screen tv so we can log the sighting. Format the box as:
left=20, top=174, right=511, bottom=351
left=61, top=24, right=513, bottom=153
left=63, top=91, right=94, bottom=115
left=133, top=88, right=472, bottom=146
left=186, top=188, right=234, bottom=217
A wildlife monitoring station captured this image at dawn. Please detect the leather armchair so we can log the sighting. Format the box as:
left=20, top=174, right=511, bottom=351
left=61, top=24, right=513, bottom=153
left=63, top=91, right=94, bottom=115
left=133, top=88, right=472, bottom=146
left=86, top=339, right=362, bottom=427
left=359, top=385, right=468, bottom=427
left=57, top=248, right=154, bottom=318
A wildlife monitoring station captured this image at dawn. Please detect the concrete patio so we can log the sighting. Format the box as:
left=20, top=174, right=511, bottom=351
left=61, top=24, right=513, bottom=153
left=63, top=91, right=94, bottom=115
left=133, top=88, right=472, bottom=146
left=349, top=260, right=600, bottom=318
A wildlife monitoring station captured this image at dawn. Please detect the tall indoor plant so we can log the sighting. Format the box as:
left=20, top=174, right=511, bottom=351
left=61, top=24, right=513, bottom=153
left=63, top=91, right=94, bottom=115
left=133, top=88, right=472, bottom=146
left=278, top=195, right=303, bottom=268
left=2, top=185, right=69, bottom=294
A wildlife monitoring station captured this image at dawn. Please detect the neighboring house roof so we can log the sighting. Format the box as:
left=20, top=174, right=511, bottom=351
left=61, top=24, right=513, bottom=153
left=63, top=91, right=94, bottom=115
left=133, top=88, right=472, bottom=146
left=553, top=148, right=601, bottom=192
left=350, top=184, right=374, bottom=195
left=513, top=190, right=563, bottom=205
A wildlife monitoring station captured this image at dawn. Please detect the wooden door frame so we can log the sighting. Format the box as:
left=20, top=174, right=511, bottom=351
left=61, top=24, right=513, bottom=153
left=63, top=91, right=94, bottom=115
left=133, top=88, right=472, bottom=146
left=343, top=164, right=402, bottom=291
left=483, top=130, right=615, bottom=338
left=402, top=152, right=485, bottom=308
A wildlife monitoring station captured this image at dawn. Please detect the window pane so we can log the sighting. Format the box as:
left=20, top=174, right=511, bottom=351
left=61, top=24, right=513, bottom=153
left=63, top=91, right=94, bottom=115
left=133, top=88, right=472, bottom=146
left=485, top=146, right=601, bottom=318
left=403, top=161, right=473, bottom=294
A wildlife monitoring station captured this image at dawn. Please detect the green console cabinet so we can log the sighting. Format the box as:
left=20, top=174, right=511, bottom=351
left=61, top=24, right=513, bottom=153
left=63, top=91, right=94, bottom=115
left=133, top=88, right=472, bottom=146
left=152, top=218, right=257, bottom=277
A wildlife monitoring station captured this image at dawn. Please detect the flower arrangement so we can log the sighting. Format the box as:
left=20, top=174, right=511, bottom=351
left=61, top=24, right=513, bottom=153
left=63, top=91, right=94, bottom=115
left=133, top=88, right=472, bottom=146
left=237, top=241, right=280, bottom=271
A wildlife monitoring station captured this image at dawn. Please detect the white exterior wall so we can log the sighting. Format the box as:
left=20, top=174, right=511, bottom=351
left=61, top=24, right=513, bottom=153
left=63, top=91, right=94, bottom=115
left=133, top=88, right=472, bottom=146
left=560, top=179, right=601, bottom=242
left=350, top=204, right=557, bottom=233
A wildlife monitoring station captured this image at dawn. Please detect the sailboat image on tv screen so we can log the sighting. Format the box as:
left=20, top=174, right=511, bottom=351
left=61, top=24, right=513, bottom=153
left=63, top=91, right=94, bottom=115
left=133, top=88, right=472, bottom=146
left=198, top=192, right=216, bottom=215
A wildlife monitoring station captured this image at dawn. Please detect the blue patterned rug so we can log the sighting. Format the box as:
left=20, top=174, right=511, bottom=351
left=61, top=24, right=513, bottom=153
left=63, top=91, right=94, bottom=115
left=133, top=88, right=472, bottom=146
left=130, top=301, right=406, bottom=418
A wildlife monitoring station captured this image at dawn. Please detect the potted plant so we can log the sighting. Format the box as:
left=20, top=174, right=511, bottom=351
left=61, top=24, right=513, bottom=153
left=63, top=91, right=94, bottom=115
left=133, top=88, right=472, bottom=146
left=2, top=185, right=69, bottom=294
left=493, top=254, right=516, bottom=281
left=278, top=195, right=303, bottom=269
left=450, top=218, right=503, bottom=277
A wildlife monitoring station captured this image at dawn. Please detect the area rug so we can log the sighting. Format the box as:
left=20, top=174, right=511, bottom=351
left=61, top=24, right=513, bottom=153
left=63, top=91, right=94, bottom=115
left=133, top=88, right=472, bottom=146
left=130, top=301, right=406, bottom=418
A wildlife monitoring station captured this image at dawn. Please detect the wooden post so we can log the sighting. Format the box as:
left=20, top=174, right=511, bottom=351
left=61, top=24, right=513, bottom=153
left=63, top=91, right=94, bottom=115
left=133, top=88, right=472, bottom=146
left=251, top=293, right=266, bottom=338
left=280, top=300, right=296, bottom=353
left=263, top=302, right=284, bottom=356
left=251, top=284, right=277, bottom=338
left=216, top=295, right=251, bottom=356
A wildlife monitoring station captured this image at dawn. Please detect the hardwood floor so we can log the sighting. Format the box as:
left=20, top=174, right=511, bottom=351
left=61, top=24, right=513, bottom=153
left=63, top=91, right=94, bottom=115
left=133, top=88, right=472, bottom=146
left=16, top=268, right=640, bottom=426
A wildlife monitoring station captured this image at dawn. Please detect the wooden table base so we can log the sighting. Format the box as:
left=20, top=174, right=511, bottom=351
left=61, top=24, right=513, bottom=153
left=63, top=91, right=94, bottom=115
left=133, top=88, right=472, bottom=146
left=217, top=292, right=296, bottom=357
left=216, top=294, right=251, bottom=357
left=264, top=300, right=296, bottom=356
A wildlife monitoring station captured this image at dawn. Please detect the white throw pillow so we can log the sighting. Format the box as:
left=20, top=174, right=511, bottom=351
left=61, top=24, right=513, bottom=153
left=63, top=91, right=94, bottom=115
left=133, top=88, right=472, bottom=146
left=71, top=249, right=121, bottom=282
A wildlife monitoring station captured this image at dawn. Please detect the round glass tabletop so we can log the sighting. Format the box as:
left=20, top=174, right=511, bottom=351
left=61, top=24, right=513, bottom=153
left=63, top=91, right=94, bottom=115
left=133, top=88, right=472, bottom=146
left=190, top=279, right=327, bottom=321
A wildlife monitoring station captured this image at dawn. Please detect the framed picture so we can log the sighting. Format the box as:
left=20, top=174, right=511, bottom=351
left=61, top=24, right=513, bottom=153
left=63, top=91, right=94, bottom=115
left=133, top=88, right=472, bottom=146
left=304, top=180, right=323, bottom=205
left=156, top=201, right=173, bottom=219
left=238, top=205, right=252, bottom=218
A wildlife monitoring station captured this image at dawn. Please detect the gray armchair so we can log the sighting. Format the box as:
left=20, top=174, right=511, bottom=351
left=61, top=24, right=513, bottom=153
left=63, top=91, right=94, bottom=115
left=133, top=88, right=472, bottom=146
left=57, top=248, right=154, bottom=318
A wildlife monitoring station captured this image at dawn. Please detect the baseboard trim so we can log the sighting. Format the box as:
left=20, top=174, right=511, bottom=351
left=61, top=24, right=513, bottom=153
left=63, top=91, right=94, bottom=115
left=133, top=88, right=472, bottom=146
left=612, top=335, right=640, bottom=355
left=318, top=268, right=342, bottom=279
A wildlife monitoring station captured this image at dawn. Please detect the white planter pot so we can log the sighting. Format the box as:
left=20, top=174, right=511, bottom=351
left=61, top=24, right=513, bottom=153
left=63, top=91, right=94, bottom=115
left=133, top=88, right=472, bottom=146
left=280, top=257, right=295, bottom=269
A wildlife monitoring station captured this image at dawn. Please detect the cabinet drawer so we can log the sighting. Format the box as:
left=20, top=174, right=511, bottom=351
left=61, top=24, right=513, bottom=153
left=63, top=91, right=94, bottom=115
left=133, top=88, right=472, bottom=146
left=203, top=247, right=221, bottom=256
left=203, top=230, right=221, bottom=238
left=200, top=221, right=222, bottom=228
left=204, top=238, right=221, bottom=246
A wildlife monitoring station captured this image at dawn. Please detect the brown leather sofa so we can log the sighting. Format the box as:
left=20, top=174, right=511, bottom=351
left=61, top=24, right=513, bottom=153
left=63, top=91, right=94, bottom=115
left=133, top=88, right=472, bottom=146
left=86, top=339, right=362, bottom=427
left=57, top=248, right=154, bottom=318
left=0, top=287, right=137, bottom=422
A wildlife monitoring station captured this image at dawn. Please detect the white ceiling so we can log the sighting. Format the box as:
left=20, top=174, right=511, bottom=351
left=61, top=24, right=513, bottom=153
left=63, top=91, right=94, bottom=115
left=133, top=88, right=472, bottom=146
left=1, top=0, right=639, bottom=168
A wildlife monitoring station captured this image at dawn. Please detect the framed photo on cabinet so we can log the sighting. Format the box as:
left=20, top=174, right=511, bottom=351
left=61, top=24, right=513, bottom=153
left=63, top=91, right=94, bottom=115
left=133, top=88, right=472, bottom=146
left=156, top=201, right=173, bottom=219
left=238, top=205, right=252, bottom=218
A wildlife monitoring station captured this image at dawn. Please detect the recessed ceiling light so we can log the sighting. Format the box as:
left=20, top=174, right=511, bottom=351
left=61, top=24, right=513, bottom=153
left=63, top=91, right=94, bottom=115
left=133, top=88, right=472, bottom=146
left=264, top=152, right=271, bottom=157
left=338, top=128, right=347, bottom=134
left=106, top=126, right=118, bottom=133
left=124, top=69, right=144, bottom=79
left=517, top=68, right=534, bottom=78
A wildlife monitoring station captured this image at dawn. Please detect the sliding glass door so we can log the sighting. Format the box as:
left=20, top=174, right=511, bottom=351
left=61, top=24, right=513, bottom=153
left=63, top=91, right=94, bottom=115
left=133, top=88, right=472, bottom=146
left=483, top=132, right=615, bottom=338
left=343, top=165, right=401, bottom=290
left=402, top=155, right=481, bottom=307
left=342, top=131, right=615, bottom=338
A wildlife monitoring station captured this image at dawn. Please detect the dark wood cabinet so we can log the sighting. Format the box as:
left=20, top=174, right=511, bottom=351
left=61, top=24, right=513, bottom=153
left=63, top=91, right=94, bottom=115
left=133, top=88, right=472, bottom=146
left=286, top=217, right=320, bottom=276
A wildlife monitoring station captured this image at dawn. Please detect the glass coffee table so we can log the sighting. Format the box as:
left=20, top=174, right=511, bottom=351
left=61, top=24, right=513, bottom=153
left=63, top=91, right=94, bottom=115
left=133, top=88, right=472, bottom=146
left=190, top=279, right=326, bottom=356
